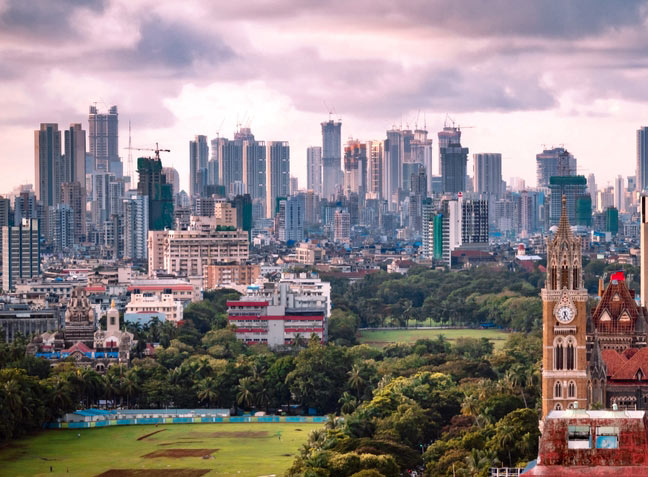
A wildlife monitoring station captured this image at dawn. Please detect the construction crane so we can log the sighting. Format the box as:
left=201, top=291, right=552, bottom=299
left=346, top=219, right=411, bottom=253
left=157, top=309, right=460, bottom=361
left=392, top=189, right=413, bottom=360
left=124, top=143, right=170, bottom=161
left=444, top=114, right=475, bottom=131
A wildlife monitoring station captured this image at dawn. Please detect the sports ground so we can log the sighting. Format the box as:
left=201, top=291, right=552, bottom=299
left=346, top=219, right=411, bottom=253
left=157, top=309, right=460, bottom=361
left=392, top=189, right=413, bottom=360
left=0, top=422, right=321, bottom=476
left=357, top=327, right=509, bottom=349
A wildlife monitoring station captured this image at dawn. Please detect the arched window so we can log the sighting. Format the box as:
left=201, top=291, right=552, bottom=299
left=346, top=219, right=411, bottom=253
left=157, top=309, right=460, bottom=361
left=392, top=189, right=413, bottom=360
left=555, top=338, right=564, bottom=370
left=555, top=381, right=562, bottom=398
left=551, top=267, right=557, bottom=289
left=573, top=268, right=579, bottom=289
left=568, top=381, right=576, bottom=398
left=566, top=338, right=576, bottom=370
left=555, top=403, right=563, bottom=410
left=561, top=266, right=569, bottom=289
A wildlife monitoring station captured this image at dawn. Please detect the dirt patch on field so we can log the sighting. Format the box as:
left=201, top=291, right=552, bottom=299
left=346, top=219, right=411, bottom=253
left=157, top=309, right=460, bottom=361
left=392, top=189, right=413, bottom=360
left=185, top=431, right=269, bottom=439
left=136, top=429, right=166, bottom=441
left=158, top=441, right=204, bottom=446
left=142, top=449, right=218, bottom=458
left=96, top=470, right=209, bottom=477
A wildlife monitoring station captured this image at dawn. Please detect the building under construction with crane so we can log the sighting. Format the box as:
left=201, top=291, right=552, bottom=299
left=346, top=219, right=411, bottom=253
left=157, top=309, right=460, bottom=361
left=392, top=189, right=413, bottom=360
left=136, top=143, right=174, bottom=231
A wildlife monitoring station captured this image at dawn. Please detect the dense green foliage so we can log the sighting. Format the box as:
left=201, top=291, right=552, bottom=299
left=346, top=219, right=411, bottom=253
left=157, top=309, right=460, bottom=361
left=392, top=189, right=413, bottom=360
left=324, top=266, right=545, bottom=332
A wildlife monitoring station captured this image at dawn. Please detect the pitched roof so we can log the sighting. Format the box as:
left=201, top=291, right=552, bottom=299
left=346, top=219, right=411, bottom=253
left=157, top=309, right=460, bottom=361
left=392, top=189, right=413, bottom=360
left=601, top=349, right=627, bottom=378
left=62, top=341, right=92, bottom=354
left=592, top=276, right=641, bottom=334
left=608, top=347, right=648, bottom=380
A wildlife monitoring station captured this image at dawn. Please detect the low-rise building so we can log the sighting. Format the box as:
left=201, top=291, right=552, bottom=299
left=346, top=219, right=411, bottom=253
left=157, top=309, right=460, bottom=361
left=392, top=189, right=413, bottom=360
left=128, top=278, right=201, bottom=304
left=227, top=300, right=325, bottom=348
left=295, top=242, right=324, bottom=266
left=0, top=305, right=60, bottom=342
left=125, top=293, right=183, bottom=323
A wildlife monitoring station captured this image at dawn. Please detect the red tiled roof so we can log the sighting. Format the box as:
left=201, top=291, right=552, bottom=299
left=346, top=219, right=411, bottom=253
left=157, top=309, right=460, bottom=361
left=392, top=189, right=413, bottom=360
left=526, top=466, right=648, bottom=476
left=609, top=347, right=648, bottom=380
left=592, top=278, right=640, bottom=333
left=601, top=349, right=627, bottom=378
left=227, top=301, right=269, bottom=307
left=63, top=341, right=92, bottom=353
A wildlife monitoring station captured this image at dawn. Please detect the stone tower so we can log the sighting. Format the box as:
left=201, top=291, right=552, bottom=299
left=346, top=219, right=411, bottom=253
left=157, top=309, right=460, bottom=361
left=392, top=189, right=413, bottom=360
left=541, top=196, right=589, bottom=417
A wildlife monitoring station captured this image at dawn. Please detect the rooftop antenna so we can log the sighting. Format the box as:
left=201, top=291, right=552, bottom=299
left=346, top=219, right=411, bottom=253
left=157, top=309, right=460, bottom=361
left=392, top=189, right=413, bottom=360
left=415, top=109, right=421, bottom=130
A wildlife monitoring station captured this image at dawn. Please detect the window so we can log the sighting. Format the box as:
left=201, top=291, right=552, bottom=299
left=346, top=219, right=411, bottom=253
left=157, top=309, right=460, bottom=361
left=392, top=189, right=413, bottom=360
left=566, top=338, right=576, bottom=370
left=555, top=403, right=563, bottom=410
left=555, top=339, right=564, bottom=370
left=573, top=268, right=579, bottom=289
left=568, top=381, right=576, bottom=398
left=561, top=267, right=569, bottom=289
left=555, top=381, right=562, bottom=398
left=568, top=425, right=591, bottom=449
left=595, top=427, right=619, bottom=449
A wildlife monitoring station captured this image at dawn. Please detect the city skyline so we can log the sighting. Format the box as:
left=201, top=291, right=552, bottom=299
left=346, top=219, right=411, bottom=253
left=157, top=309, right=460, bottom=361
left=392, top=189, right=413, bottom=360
left=3, top=1, right=648, bottom=193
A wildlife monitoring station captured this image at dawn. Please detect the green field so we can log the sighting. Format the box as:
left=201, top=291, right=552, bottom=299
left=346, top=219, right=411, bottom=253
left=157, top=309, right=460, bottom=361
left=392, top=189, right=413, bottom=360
left=0, top=422, right=321, bottom=477
left=357, top=328, right=509, bottom=349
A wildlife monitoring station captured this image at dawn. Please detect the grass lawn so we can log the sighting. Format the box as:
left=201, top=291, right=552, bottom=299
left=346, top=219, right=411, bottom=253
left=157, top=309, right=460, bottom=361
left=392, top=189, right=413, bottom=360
left=357, top=328, right=509, bottom=349
left=0, top=422, right=321, bottom=477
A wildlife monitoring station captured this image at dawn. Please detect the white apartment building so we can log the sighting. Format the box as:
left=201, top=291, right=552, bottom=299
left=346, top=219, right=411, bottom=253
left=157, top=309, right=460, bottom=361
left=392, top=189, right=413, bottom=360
left=125, top=293, right=183, bottom=323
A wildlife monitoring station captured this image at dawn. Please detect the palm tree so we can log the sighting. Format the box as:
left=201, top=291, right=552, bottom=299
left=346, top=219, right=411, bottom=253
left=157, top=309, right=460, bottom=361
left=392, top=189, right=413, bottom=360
left=49, top=376, right=73, bottom=413
left=121, top=372, right=139, bottom=409
left=103, top=374, right=120, bottom=408
left=338, top=391, right=357, bottom=415
left=505, top=365, right=528, bottom=408
left=236, top=377, right=255, bottom=409
left=2, top=379, right=23, bottom=418
left=196, top=377, right=219, bottom=407
left=347, top=364, right=366, bottom=398
left=81, top=369, right=104, bottom=408
left=461, top=393, right=481, bottom=427
left=254, top=381, right=271, bottom=411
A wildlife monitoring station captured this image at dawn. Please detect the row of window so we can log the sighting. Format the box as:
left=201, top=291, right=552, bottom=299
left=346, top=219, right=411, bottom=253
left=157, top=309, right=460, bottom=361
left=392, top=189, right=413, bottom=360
left=554, top=337, right=577, bottom=370
left=555, top=380, right=577, bottom=399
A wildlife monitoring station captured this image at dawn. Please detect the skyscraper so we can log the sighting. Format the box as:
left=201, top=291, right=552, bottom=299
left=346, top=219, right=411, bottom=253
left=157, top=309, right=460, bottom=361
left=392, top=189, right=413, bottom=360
left=536, top=147, right=577, bottom=187
left=438, top=127, right=468, bottom=194
left=123, top=195, right=149, bottom=260
left=2, top=218, right=40, bottom=291
left=137, top=157, right=174, bottom=230
left=307, top=146, right=322, bottom=196
left=240, top=130, right=266, bottom=204
left=162, top=167, right=180, bottom=197
left=638, top=127, right=648, bottom=193
left=63, top=124, right=86, bottom=186
left=548, top=176, right=590, bottom=226
left=473, top=153, right=502, bottom=197
left=89, top=105, right=121, bottom=176
left=333, top=209, right=350, bottom=244
left=34, top=123, right=62, bottom=209
left=61, top=181, right=86, bottom=243
left=411, top=129, right=434, bottom=193
left=343, top=140, right=367, bottom=198
left=614, top=175, right=625, bottom=212
left=321, top=119, right=341, bottom=200
left=366, top=140, right=383, bottom=200
left=265, top=141, right=290, bottom=218
left=189, top=135, right=209, bottom=197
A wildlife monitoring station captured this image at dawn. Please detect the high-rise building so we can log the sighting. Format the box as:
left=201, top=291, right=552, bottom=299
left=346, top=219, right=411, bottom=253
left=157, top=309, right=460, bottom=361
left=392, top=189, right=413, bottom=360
left=473, top=153, right=502, bottom=197
left=48, top=204, right=74, bottom=252
left=637, top=127, right=648, bottom=192
left=13, top=190, right=37, bottom=224
left=63, top=124, right=86, bottom=185
left=439, top=127, right=468, bottom=194
left=384, top=128, right=413, bottom=207
left=409, top=168, right=427, bottom=234
left=411, top=129, right=434, bottom=193
left=536, top=147, right=577, bottom=187
left=343, top=140, right=367, bottom=198
left=587, top=173, right=597, bottom=205
left=123, top=195, right=149, bottom=261
left=60, top=181, right=86, bottom=243
left=88, top=105, right=121, bottom=176
left=306, top=146, right=322, bottom=196
left=189, top=135, right=209, bottom=197
left=278, top=196, right=304, bottom=242
left=333, top=209, right=350, bottom=244
left=461, top=199, right=489, bottom=246
left=265, top=141, right=290, bottom=218
left=213, top=137, right=243, bottom=191
left=549, top=176, right=590, bottom=226
left=641, top=196, right=648, bottom=307
left=34, top=123, right=62, bottom=209
left=520, top=190, right=539, bottom=235
left=321, top=119, right=342, bottom=200
left=366, top=140, right=383, bottom=200
left=614, top=175, right=625, bottom=212
left=162, top=167, right=180, bottom=197
left=2, top=218, right=40, bottom=291
left=241, top=132, right=266, bottom=204
left=137, top=157, right=174, bottom=231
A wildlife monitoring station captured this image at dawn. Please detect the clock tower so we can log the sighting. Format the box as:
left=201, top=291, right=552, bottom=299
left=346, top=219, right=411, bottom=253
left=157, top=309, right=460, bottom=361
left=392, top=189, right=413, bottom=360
left=541, top=196, right=588, bottom=417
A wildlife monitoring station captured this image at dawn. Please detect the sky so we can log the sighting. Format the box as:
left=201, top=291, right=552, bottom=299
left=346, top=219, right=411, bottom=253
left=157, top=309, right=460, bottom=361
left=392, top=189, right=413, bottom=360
left=2, top=0, right=648, bottom=194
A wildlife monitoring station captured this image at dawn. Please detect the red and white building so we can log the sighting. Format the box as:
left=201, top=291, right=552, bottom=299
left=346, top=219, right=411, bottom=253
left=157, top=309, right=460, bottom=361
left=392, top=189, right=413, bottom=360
left=227, top=300, right=326, bottom=347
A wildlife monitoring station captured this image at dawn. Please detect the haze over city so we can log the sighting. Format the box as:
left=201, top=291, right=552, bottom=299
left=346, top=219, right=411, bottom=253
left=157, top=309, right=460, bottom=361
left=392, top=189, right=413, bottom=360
left=2, top=0, right=648, bottom=192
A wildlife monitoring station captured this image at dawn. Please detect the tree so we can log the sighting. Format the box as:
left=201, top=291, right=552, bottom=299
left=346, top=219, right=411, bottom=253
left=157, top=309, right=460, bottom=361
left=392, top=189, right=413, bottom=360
left=347, top=364, right=366, bottom=399
left=196, top=377, right=219, bottom=407
left=338, top=391, right=358, bottom=415
left=237, top=377, right=255, bottom=409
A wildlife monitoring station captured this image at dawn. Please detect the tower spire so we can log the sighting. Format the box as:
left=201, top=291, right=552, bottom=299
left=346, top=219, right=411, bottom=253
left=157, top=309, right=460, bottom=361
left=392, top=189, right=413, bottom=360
left=556, top=194, right=572, bottom=239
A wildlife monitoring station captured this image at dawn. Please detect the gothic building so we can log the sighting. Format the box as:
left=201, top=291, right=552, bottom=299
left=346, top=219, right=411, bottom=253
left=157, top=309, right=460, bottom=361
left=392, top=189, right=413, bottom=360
left=541, top=196, right=589, bottom=417
left=588, top=272, right=648, bottom=409
left=27, top=288, right=133, bottom=372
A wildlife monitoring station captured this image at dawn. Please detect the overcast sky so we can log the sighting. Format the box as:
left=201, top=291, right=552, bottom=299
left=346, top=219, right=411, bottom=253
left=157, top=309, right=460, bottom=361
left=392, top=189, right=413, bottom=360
left=2, top=0, right=648, bottom=194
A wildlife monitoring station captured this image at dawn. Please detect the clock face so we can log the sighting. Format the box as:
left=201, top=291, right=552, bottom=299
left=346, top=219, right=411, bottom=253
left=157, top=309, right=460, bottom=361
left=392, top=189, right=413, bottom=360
left=556, top=306, right=574, bottom=323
